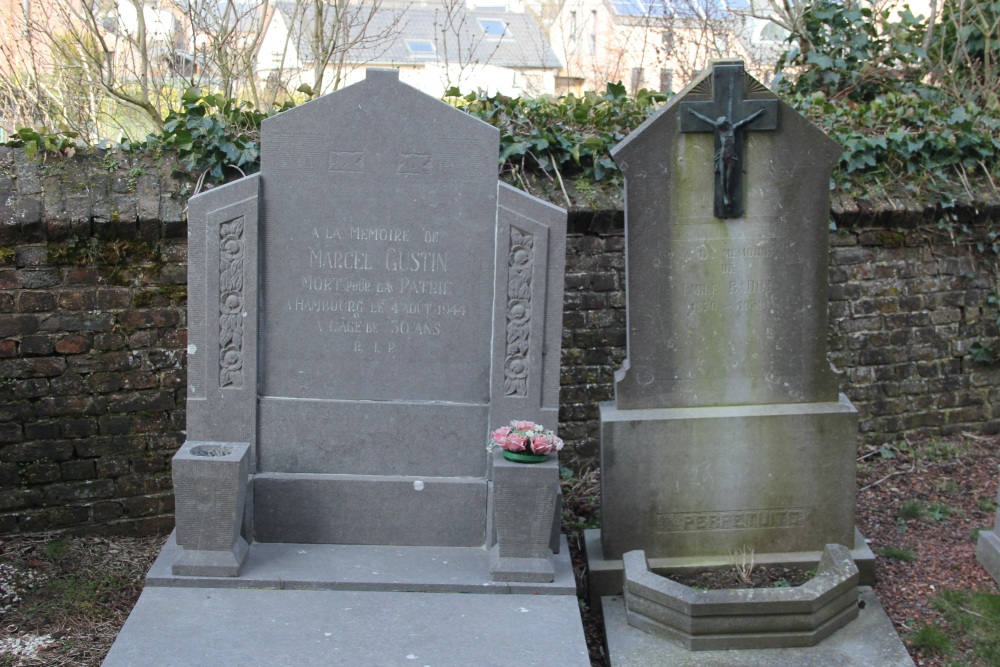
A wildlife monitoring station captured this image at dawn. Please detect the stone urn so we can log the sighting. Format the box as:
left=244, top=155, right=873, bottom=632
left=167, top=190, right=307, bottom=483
left=489, top=447, right=560, bottom=583
left=171, top=440, right=250, bottom=577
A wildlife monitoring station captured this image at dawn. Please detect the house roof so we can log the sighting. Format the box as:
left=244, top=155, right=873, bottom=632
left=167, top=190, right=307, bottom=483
left=608, top=0, right=751, bottom=21
left=274, top=3, right=561, bottom=70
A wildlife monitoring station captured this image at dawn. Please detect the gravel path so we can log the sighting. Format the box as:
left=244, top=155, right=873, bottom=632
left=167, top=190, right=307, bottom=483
left=856, top=432, right=1000, bottom=666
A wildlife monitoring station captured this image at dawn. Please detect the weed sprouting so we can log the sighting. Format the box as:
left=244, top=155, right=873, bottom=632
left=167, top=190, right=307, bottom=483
left=926, top=503, right=955, bottom=521
left=728, top=545, right=756, bottom=586
left=559, top=462, right=600, bottom=533
left=908, top=623, right=952, bottom=655
left=899, top=500, right=925, bottom=521
left=42, top=539, right=68, bottom=559
left=878, top=545, right=917, bottom=562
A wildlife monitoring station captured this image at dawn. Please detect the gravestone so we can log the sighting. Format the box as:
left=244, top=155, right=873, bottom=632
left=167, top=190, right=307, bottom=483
left=103, top=69, right=590, bottom=666
left=184, top=68, right=566, bottom=548
left=976, top=472, right=1000, bottom=584
left=587, top=57, right=907, bottom=666
left=587, top=59, right=871, bottom=594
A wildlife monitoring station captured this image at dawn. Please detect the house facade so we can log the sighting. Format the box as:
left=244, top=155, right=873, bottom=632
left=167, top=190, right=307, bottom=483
left=257, top=1, right=563, bottom=98
left=548, top=0, right=789, bottom=95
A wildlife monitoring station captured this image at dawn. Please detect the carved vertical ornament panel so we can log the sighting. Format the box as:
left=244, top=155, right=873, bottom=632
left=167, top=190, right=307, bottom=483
left=504, top=227, right=533, bottom=397
left=219, top=216, right=245, bottom=388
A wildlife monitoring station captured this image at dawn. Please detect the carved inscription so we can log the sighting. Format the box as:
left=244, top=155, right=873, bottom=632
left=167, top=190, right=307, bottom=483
left=329, top=151, right=363, bottom=173
left=656, top=508, right=806, bottom=533
left=397, top=153, right=432, bottom=174
left=504, top=227, right=533, bottom=397
left=286, top=225, right=466, bottom=356
left=219, top=217, right=245, bottom=388
left=680, top=242, right=778, bottom=318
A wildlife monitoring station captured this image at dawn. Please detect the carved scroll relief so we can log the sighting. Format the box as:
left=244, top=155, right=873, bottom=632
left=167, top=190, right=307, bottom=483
left=504, top=227, right=533, bottom=397
left=219, top=216, right=245, bottom=388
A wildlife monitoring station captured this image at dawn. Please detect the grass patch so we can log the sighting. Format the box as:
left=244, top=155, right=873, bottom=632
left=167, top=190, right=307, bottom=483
left=23, top=573, right=137, bottom=623
left=878, top=545, right=917, bottom=562
left=926, top=502, right=956, bottom=521
left=908, top=623, right=952, bottom=655
left=42, top=539, right=68, bottom=559
left=978, top=497, right=997, bottom=513
left=898, top=500, right=925, bottom=521
left=912, top=438, right=967, bottom=462
left=932, top=589, right=1000, bottom=664
left=934, top=478, right=960, bottom=495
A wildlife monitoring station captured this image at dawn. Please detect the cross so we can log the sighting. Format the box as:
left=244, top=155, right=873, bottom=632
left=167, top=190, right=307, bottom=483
left=680, top=62, right=778, bottom=219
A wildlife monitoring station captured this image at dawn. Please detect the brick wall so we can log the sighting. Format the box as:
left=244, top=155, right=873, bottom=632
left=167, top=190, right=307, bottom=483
left=1, top=147, right=999, bottom=535
left=0, top=148, right=189, bottom=536
left=826, top=225, right=1000, bottom=442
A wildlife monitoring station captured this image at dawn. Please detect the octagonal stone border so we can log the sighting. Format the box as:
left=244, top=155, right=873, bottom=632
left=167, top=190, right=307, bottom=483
left=622, top=543, right=860, bottom=651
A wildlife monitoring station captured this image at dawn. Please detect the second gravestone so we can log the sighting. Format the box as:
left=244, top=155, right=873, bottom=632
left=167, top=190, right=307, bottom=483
left=588, top=60, right=872, bottom=597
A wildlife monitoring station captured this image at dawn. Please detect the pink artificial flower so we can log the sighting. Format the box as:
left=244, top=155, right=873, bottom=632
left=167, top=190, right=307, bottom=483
left=531, top=433, right=554, bottom=454
left=514, top=420, right=536, bottom=431
left=491, top=426, right=511, bottom=442
left=505, top=432, right=528, bottom=452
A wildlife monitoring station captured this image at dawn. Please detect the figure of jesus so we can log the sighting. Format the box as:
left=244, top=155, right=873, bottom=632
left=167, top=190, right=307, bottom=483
left=686, top=108, right=766, bottom=210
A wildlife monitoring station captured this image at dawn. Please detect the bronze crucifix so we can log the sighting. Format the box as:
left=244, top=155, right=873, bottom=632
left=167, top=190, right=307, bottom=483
left=680, top=62, right=778, bottom=219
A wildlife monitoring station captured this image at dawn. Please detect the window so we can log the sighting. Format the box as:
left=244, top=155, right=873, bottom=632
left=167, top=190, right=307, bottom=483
left=478, top=19, right=509, bottom=38
left=659, top=69, right=673, bottom=94
left=714, top=34, right=729, bottom=53
left=661, top=31, right=674, bottom=51
left=611, top=0, right=668, bottom=17
left=630, top=67, right=644, bottom=94
left=405, top=39, right=436, bottom=54
left=589, top=10, right=597, bottom=54
left=569, top=10, right=577, bottom=39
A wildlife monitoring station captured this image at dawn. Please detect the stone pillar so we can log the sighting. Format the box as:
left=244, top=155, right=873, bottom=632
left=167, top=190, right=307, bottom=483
left=490, top=448, right=559, bottom=582
left=171, top=440, right=250, bottom=577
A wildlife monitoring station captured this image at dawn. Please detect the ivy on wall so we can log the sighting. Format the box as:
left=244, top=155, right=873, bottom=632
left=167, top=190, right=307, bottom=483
left=4, top=1, right=997, bottom=205
left=775, top=0, right=999, bottom=199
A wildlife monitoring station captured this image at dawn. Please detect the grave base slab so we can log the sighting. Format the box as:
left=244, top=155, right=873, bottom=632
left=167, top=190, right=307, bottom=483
left=103, top=586, right=589, bottom=667
left=585, top=528, right=876, bottom=607
left=148, top=531, right=576, bottom=594
left=602, top=588, right=914, bottom=667
left=976, top=529, right=1000, bottom=584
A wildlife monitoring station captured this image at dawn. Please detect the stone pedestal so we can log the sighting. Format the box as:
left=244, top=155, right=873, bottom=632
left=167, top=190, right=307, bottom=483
left=976, top=473, right=1000, bottom=583
left=172, top=440, right=250, bottom=577
left=490, top=448, right=559, bottom=582
left=600, top=396, right=858, bottom=561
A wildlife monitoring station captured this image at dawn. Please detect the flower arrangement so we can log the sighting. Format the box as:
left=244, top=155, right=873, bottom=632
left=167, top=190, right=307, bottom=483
left=488, top=420, right=564, bottom=457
